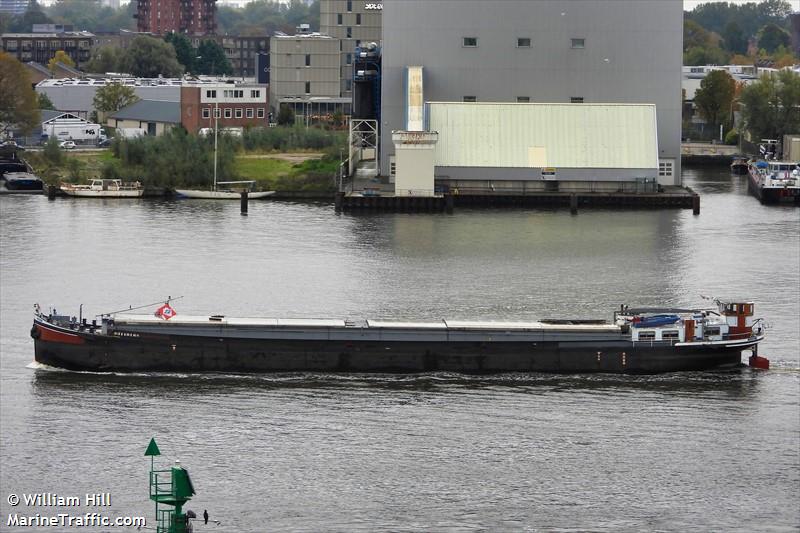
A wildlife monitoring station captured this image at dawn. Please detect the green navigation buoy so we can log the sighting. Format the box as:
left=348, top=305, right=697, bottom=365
left=146, top=438, right=196, bottom=533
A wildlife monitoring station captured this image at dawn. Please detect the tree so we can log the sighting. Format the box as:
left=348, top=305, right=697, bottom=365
left=119, top=36, right=183, bottom=78
left=722, top=21, right=747, bottom=56
left=740, top=70, right=800, bottom=143
left=38, top=92, right=55, bottom=110
left=0, top=52, right=41, bottom=136
left=43, top=137, right=63, bottom=166
left=683, top=46, right=728, bottom=66
left=164, top=33, right=196, bottom=74
left=694, top=70, right=736, bottom=135
left=85, top=46, right=122, bottom=74
left=196, top=40, right=232, bottom=76
left=757, top=24, right=791, bottom=54
left=47, top=50, right=76, bottom=73
left=93, top=82, right=139, bottom=121
left=277, top=105, right=295, bottom=126
left=8, top=0, right=51, bottom=32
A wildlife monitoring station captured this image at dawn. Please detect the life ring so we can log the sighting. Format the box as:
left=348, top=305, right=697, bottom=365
left=30, top=325, right=40, bottom=339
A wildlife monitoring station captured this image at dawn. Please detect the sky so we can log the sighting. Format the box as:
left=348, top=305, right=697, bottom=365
left=683, top=0, right=800, bottom=10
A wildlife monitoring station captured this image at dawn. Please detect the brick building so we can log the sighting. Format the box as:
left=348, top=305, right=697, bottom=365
left=1, top=31, right=95, bottom=69
left=181, top=83, right=268, bottom=133
left=135, top=0, right=217, bottom=36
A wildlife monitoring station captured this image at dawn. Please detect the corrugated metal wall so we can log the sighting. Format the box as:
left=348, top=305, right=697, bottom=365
left=427, top=102, right=658, bottom=169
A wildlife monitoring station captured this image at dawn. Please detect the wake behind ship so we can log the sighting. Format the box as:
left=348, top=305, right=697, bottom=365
left=31, top=299, right=765, bottom=374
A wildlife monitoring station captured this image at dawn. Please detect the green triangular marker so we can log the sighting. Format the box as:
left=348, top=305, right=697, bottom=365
left=145, top=437, right=161, bottom=457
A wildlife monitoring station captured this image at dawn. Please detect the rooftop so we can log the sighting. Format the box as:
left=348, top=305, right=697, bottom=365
left=108, top=100, right=181, bottom=124
left=1, top=31, right=95, bottom=38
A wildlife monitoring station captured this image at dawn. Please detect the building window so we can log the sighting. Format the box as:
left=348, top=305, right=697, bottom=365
left=214, top=107, right=221, bottom=118
left=462, top=37, right=478, bottom=47
left=571, top=38, right=585, bottom=49
left=257, top=108, right=265, bottom=118
left=516, top=96, right=530, bottom=103
left=202, top=108, right=211, bottom=119
left=346, top=53, right=352, bottom=65
left=356, top=13, right=361, bottom=25
left=346, top=79, right=352, bottom=91
left=305, top=54, right=311, bottom=66
left=250, top=90, right=260, bottom=98
left=224, top=108, right=232, bottom=118
left=235, top=108, right=243, bottom=118
left=570, top=97, right=584, bottom=103
left=463, top=96, right=476, bottom=102
left=246, top=108, right=254, bottom=118
left=346, top=27, right=352, bottom=38
left=347, top=0, right=352, bottom=11
left=659, top=159, right=674, bottom=178
left=517, top=37, right=531, bottom=48
left=235, top=90, right=243, bottom=98
left=305, top=81, right=311, bottom=94
left=337, top=13, right=342, bottom=25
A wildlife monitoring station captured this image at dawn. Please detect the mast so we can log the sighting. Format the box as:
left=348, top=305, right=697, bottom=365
left=213, top=100, right=219, bottom=192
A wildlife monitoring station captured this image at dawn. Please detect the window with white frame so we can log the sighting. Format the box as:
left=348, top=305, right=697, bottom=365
left=257, top=108, right=265, bottom=118
left=224, top=108, right=232, bottom=118
left=235, top=108, right=243, bottom=118
left=659, top=159, right=675, bottom=178
left=246, top=108, right=254, bottom=118
left=202, top=108, right=211, bottom=119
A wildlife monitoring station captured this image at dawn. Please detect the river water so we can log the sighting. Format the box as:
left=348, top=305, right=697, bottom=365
left=1, top=167, right=798, bottom=532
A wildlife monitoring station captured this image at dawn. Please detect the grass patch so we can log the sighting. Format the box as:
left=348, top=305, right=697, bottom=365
left=234, top=155, right=338, bottom=192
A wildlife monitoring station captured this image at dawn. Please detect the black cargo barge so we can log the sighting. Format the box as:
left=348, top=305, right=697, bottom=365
left=31, top=300, right=764, bottom=374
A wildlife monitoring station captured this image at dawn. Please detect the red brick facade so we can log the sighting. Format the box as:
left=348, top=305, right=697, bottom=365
left=180, top=85, right=269, bottom=134
left=136, top=0, right=217, bottom=36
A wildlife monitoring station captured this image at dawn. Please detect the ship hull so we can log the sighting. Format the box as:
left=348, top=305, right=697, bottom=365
left=32, top=320, right=749, bottom=374
left=748, top=170, right=800, bottom=205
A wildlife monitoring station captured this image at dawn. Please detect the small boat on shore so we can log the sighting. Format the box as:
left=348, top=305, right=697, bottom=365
left=747, top=160, right=800, bottom=205
left=60, top=179, right=144, bottom=198
left=31, top=298, right=765, bottom=374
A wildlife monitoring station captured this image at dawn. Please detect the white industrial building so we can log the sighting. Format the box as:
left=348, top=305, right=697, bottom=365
left=380, top=0, right=683, bottom=188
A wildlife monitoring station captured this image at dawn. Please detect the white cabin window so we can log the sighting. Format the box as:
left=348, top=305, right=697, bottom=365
left=659, top=159, right=675, bottom=178
left=638, top=331, right=655, bottom=340
left=662, top=330, right=679, bottom=340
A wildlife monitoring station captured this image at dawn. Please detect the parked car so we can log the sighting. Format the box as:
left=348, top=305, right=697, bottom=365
left=98, top=138, right=112, bottom=148
left=59, top=141, right=76, bottom=150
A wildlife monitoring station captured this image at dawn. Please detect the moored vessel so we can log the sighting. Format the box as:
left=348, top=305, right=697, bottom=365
left=747, top=160, right=800, bottom=205
left=730, top=157, right=748, bottom=175
left=60, top=179, right=144, bottom=198
left=31, top=299, right=765, bottom=374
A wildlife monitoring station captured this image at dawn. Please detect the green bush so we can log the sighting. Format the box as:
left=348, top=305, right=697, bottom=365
left=724, top=128, right=739, bottom=146
left=113, top=127, right=237, bottom=187
left=242, top=125, right=346, bottom=153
